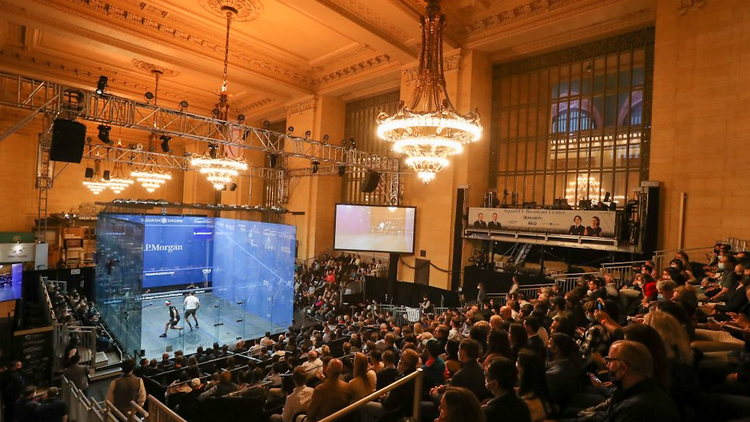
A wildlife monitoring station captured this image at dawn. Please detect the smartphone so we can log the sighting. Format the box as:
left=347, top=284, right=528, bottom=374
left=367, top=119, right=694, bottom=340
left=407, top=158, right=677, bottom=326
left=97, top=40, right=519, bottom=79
left=596, top=302, right=603, bottom=311
left=588, top=373, right=602, bottom=384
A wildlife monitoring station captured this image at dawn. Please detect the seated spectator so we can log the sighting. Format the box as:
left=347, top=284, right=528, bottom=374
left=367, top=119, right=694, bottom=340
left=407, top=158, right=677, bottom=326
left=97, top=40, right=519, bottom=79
left=348, top=353, right=376, bottom=401
left=438, top=387, right=485, bottom=422
left=273, top=367, right=314, bottom=422
left=307, top=359, right=351, bottom=422
left=483, top=357, right=530, bottom=422
left=198, top=370, right=237, bottom=401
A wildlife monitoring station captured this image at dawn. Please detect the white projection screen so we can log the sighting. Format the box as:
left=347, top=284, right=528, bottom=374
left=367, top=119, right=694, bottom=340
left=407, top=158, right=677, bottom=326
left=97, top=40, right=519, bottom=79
left=334, top=204, right=416, bottom=254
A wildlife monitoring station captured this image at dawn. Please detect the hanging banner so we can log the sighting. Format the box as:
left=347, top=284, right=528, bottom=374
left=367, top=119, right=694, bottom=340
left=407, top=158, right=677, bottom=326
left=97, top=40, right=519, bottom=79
left=467, top=208, right=616, bottom=238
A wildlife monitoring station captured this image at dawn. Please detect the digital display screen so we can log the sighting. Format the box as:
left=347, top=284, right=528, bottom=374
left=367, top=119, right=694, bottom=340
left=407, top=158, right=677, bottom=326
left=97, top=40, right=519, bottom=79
left=334, top=204, right=416, bottom=254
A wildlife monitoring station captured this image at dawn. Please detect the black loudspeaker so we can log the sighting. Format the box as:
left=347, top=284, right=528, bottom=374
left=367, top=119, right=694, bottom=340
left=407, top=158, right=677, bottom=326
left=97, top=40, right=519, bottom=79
left=360, top=171, right=380, bottom=193
left=50, top=119, right=86, bottom=163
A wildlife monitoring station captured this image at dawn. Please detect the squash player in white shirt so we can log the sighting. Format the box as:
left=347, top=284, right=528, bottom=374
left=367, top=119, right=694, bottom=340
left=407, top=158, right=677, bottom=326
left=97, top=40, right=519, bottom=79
left=183, top=291, right=201, bottom=330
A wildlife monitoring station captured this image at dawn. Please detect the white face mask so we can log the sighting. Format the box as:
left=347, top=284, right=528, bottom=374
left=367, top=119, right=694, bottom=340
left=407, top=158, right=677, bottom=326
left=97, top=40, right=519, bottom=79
left=719, top=263, right=726, bottom=270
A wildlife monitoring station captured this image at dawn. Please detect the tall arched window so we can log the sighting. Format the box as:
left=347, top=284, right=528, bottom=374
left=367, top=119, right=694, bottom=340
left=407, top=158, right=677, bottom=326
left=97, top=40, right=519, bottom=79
left=552, top=109, right=594, bottom=133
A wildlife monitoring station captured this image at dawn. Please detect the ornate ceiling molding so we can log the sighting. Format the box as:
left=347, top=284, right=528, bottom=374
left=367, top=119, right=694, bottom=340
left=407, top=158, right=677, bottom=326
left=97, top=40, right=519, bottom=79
left=0, top=47, right=208, bottom=108
left=285, top=96, right=317, bottom=117
left=490, top=10, right=654, bottom=62
left=198, top=0, right=264, bottom=22
left=132, top=59, right=180, bottom=77
left=464, top=0, right=634, bottom=49
left=322, top=0, right=411, bottom=43
left=15, top=0, right=315, bottom=89
left=314, top=54, right=392, bottom=85
left=235, top=97, right=273, bottom=114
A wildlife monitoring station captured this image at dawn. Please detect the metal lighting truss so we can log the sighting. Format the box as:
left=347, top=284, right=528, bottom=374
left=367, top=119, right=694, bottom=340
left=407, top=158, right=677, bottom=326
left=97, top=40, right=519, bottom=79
left=0, top=71, right=403, bottom=207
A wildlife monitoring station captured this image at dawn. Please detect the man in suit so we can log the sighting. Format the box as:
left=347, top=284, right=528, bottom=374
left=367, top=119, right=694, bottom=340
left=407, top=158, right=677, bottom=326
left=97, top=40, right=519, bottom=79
left=568, top=215, right=585, bottom=235
left=483, top=357, right=530, bottom=422
left=473, top=213, right=487, bottom=229
left=487, top=212, right=501, bottom=230
left=307, top=359, right=351, bottom=422
left=450, top=339, right=492, bottom=401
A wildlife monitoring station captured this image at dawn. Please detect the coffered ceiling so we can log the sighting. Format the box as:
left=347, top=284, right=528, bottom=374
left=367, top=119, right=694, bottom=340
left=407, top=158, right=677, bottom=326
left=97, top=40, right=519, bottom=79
left=0, top=0, right=656, bottom=122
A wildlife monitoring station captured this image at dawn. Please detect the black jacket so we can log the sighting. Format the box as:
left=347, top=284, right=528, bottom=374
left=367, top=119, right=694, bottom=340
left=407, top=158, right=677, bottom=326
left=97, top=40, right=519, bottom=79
left=564, top=378, right=680, bottom=422
left=483, top=392, right=530, bottom=422
left=451, top=360, right=492, bottom=401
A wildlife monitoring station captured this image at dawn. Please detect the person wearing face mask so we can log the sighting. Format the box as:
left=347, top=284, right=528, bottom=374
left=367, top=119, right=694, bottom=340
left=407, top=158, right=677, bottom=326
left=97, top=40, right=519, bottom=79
left=704, top=255, right=739, bottom=301
left=483, top=357, right=531, bottom=422
left=587, top=340, right=681, bottom=422
left=545, top=334, right=582, bottom=415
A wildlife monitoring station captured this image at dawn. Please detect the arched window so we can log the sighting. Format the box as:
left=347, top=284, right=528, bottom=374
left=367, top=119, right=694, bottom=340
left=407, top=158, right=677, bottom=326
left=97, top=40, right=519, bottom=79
left=552, top=109, right=594, bottom=133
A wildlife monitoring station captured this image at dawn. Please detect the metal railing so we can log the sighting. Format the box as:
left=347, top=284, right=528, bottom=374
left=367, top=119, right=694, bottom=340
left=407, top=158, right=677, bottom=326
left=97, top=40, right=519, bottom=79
left=318, top=368, right=423, bottom=422
left=54, top=324, right=99, bottom=371
left=552, top=272, right=599, bottom=293
left=62, top=377, right=120, bottom=422
left=145, top=395, right=187, bottom=422
left=600, top=261, right=646, bottom=287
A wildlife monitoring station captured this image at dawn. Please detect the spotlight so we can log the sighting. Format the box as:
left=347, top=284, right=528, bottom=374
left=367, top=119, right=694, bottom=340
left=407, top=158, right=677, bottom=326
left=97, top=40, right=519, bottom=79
left=338, top=165, right=346, bottom=176
left=263, top=120, right=271, bottom=129
left=287, top=126, right=294, bottom=136
left=97, top=125, right=112, bottom=144
left=322, top=134, right=329, bottom=143
left=312, top=161, right=319, bottom=174
left=95, top=76, right=108, bottom=95
left=160, top=135, right=172, bottom=153
left=144, top=92, right=154, bottom=101
left=84, top=168, right=94, bottom=178
left=179, top=100, right=189, bottom=111
left=229, top=183, right=238, bottom=192
left=237, top=114, right=245, bottom=124
left=212, top=108, right=220, bottom=117
left=304, top=130, right=312, bottom=139
left=350, top=137, right=357, bottom=150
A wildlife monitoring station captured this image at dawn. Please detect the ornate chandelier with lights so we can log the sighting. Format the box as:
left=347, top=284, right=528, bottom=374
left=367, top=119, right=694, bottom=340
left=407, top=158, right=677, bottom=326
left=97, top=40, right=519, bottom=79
left=191, top=3, right=247, bottom=190
left=107, top=148, right=134, bottom=194
left=82, top=158, right=109, bottom=194
left=377, top=0, right=482, bottom=184
left=131, top=167, right=172, bottom=193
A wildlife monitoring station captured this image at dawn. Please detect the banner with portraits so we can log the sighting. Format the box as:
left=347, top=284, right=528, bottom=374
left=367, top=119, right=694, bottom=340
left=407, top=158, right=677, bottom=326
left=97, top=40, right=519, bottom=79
left=467, top=208, right=616, bottom=238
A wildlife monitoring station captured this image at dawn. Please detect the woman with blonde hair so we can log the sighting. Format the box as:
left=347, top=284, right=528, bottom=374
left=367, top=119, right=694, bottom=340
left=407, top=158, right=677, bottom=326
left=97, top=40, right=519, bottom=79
left=348, top=353, right=376, bottom=401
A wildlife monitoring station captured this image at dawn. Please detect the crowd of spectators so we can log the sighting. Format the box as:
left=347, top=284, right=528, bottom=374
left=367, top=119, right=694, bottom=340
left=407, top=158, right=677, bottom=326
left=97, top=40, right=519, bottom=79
left=13, top=244, right=750, bottom=422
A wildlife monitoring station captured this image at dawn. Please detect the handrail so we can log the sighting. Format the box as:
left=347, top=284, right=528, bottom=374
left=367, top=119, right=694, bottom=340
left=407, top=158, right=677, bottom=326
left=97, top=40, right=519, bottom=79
left=318, top=368, right=423, bottom=422
left=128, top=401, right=149, bottom=422
left=601, top=260, right=646, bottom=267
left=105, top=401, right=128, bottom=422
left=146, top=395, right=188, bottom=422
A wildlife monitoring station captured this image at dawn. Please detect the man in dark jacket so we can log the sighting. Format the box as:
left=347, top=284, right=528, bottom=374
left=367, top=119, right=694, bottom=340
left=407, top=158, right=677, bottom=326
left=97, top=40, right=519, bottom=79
left=34, top=387, right=68, bottom=422
left=483, top=357, right=530, bottom=422
left=450, top=339, right=491, bottom=401
left=563, top=340, right=681, bottom=422
left=545, top=333, right=581, bottom=414
left=12, top=386, right=38, bottom=422
left=1, top=361, right=26, bottom=422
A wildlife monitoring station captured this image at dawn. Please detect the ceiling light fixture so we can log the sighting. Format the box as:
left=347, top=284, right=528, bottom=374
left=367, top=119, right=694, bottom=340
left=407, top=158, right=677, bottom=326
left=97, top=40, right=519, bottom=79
left=191, top=3, right=248, bottom=190
left=107, top=157, right=134, bottom=194
left=82, top=157, right=109, bottom=194
left=131, top=168, right=172, bottom=193
left=376, top=0, right=482, bottom=184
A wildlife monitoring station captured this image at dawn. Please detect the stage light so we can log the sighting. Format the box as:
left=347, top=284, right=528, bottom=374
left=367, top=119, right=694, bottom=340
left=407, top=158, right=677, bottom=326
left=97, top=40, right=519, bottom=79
left=212, top=108, right=220, bottom=117
left=144, top=92, right=154, bottom=102
left=180, top=100, right=189, bottom=111
left=287, top=126, right=294, bottom=136
left=312, top=161, right=319, bottom=174
left=95, top=76, right=108, bottom=95
left=237, top=114, right=245, bottom=124
left=304, top=130, right=311, bottom=139
left=322, top=134, right=329, bottom=143
left=263, top=120, right=271, bottom=129
left=97, top=125, right=112, bottom=144
left=338, top=165, right=346, bottom=176
left=160, top=135, right=172, bottom=153
left=84, top=168, right=94, bottom=178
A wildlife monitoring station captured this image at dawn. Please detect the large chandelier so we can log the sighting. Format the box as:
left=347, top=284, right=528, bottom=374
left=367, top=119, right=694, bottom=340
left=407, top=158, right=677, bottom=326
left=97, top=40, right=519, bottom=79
left=377, top=0, right=481, bottom=184
left=107, top=148, right=134, bottom=194
left=565, top=174, right=602, bottom=204
left=82, top=158, right=109, bottom=194
left=191, top=4, right=247, bottom=190
left=131, top=167, right=172, bottom=193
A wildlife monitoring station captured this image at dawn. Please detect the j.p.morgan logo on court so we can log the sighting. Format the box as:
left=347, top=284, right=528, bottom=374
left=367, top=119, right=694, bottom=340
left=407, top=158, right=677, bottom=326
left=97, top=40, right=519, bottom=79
left=144, top=244, right=184, bottom=253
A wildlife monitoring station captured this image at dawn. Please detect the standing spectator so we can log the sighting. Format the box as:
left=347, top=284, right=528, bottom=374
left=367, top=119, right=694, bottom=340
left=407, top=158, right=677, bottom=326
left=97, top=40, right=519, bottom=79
left=1, top=361, right=25, bottom=422
left=105, top=359, right=146, bottom=416
left=63, top=354, right=89, bottom=396
left=307, top=359, right=351, bottom=422
left=12, top=386, right=38, bottom=422
left=34, top=387, right=68, bottom=422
